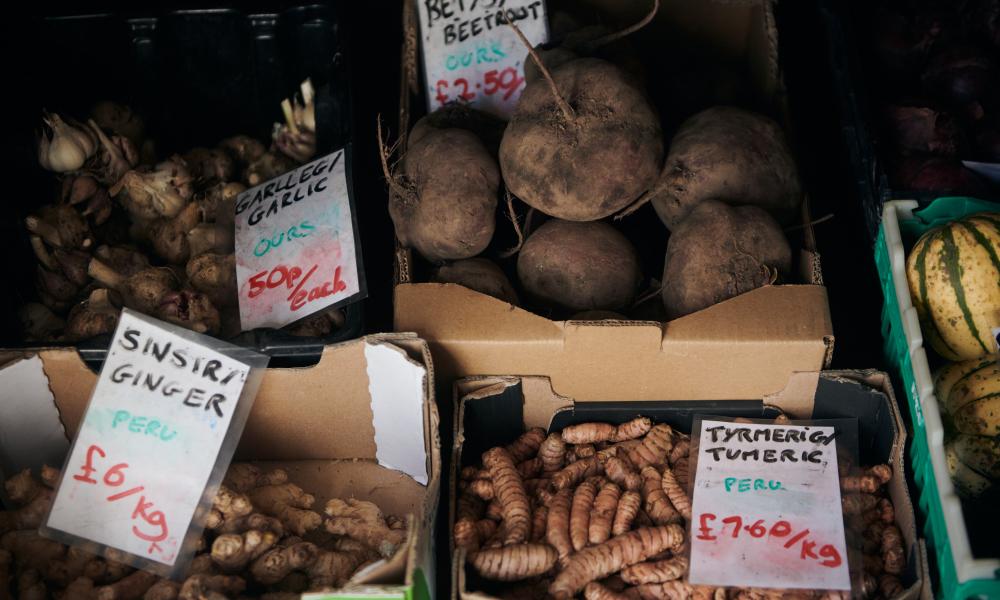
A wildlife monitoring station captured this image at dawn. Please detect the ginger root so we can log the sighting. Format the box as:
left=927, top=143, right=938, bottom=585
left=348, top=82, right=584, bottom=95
left=249, top=482, right=322, bottom=537
left=470, top=544, right=558, bottom=581
left=324, top=498, right=406, bottom=558
left=250, top=541, right=318, bottom=585
left=225, top=464, right=288, bottom=493
left=210, top=530, right=279, bottom=573
left=95, top=570, right=157, bottom=600
left=177, top=574, right=245, bottom=600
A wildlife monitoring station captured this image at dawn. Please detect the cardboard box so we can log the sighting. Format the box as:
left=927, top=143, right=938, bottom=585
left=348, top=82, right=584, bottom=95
left=450, top=370, right=929, bottom=600
left=392, top=0, right=834, bottom=400
left=0, top=334, right=440, bottom=600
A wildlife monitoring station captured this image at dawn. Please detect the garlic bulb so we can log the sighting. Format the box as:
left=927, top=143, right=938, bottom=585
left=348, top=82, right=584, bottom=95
left=112, top=155, right=194, bottom=221
left=38, top=112, right=97, bottom=172
left=186, top=252, right=237, bottom=308
left=219, top=135, right=266, bottom=165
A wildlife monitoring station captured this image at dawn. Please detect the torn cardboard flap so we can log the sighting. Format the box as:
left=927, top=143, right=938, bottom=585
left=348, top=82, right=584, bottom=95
left=365, top=340, right=429, bottom=485
left=763, top=371, right=821, bottom=418
left=0, top=355, right=69, bottom=485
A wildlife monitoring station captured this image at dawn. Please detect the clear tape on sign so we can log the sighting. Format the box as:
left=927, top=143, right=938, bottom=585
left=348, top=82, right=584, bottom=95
left=40, top=309, right=270, bottom=578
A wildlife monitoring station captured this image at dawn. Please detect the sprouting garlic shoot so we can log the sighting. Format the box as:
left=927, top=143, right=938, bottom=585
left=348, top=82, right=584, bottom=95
left=37, top=112, right=97, bottom=172
left=273, top=78, right=317, bottom=163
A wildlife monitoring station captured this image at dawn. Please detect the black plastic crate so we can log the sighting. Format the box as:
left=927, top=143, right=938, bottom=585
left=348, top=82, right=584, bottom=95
left=2, top=5, right=364, bottom=367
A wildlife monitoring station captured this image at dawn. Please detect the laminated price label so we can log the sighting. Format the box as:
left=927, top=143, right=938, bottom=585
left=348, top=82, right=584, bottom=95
left=234, top=147, right=366, bottom=331
left=417, top=0, right=549, bottom=117
left=688, top=419, right=850, bottom=591
left=42, top=310, right=268, bottom=575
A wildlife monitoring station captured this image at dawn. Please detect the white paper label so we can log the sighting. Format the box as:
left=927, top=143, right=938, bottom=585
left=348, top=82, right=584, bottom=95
left=962, top=160, right=1000, bottom=185
left=417, top=0, right=548, bottom=117
left=45, top=311, right=253, bottom=566
left=234, top=149, right=364, bottom=330
left=688, top=420, right=851, bottom=591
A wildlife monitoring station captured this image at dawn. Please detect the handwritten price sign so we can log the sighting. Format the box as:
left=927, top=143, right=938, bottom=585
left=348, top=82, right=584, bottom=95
left=234, top=147, right=366, bottom=331
left=688, top=419, right=851, bottom=591
left=43, top=310, right=267, bottom=573
left=418, top=0, right=548, bottom=117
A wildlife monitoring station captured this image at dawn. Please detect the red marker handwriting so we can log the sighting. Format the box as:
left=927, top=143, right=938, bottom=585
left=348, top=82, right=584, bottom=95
left=246, top=263, right=347, bottom=311
left=435, top=66, right=525, bottom=105
left=695, top=513, right=842, bottom=568
left=73, top=444, right=170, bottom=556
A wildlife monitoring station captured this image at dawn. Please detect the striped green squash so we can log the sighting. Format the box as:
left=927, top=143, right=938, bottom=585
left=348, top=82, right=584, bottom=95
left=906, top=212, right=1000, bottom=361
left=936, top=358, right=1000, bottom=497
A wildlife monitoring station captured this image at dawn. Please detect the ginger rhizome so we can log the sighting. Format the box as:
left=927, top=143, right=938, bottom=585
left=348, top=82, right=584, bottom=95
left=0, top=462, right=408, bottom=598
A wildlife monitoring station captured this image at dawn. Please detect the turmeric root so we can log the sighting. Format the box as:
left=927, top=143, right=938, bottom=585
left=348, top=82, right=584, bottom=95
left=562, top=418, right=652, bottom=445
left=324, top=498, right=407, bottom=558
left=249, top=482, right=322, bottom=536
left=470, top=544, right=558, bottom=581
left=576, top=445, right=597, bottom=459
left=841, top=465, right=892, bottom=494
left=482, top=447, right=531, bottom=545
left=603, top=457, right=642, bottom=492
left=531, top=505, right=549, bottom=543
left=539, top=433, right=567, bottom=473
left=612, top=490, right=642, bottom=536
left=659, top=467, right=690, bottom=521
left=507, top=428, right=547, bottom=462
left=584, top=582, right=631, bottom=600
left=552, top=456, right=601, bottom=491
left=210, top=530, right=279, bottom=572
left=668, top=438, right=689, bottom=466
left=250, top=541, right=318, bottom=585
left=672, top=457, right=689, bottom=489
left=95, top=570, right=157, bottom=600
left=468, top=479, right=495, bottom=500
left=641, top=467, right=679, bottom=525
left=627, top=424, right=673, bottom=470
left=177, top=574, right=246, bottom=600
left=620, top=556, right=689, bottom=584
left=881, top=524, right=905, bottom=575
left=518, top=457, right=543, bottom=480
left=549, top=524, right=685, bottom=599
left=879, top=574, right=904, bottom=598
left=571, top=477, right=602, bottom=551
left=547, top=488, right=574, bottom=567
left=589, top=482, right=622, bottom=545
left=455, top=493, right=487, bottom=552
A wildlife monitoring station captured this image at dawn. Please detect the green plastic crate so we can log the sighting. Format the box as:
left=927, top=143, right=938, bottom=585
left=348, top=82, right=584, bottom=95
left=875, top=198, right=1000, bottom=599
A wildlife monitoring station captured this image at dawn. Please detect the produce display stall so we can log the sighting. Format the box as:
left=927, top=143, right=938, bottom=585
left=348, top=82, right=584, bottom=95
left=0, top=0, right=997, bottom=598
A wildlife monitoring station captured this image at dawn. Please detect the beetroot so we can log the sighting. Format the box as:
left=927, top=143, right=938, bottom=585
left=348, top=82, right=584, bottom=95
left=922, top=43, right=997, bottom=119
left=884, top=105, right=963, bottom=155
left=892, top=156, right=989, bottom=195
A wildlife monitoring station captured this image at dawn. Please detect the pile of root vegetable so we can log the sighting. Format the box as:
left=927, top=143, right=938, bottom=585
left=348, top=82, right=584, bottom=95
left=455, top=417, right=908, bottom=599
left=0, top=463, right=408, bottom=599
left=385, top=3, right=803, bottom=321
left=864, top=0, right=1000, bottom=197
left=22, top=81, right=343, bottom=343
